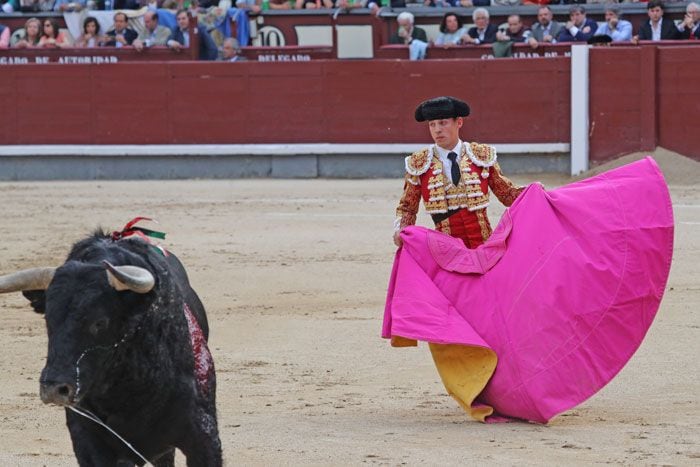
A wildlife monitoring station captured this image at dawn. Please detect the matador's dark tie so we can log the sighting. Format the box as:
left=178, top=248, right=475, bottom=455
left=447, top=152, right=461, bottom=185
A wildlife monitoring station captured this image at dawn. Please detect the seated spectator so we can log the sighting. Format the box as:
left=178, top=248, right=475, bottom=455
left=0, top=22, right=9, bottom=48
left=133, top=11, right=171, bottom=51
left=528, top=6, right=562, bottom=48
left=677, top=1, right=700, bottom=40
left=557, top=5, right=597, bottom=43
left=13, top=17, right=42, bottom=48
left=460, top=0, right=489, bottom=6
left=389, top=11, right=427, bottom=45
left=434, top=12, right=467, bottom=47
left=594, top=4, right=632, bottom=43
left=333, top=0, right=365, bottom=9
left=20, top=0, right=54, bottom=12
left=103, top=11, right=137, bottom=47
left=39, top=18, right=69, bottom=48
left=296, top=0, right=329, bottom=7
left=269, top=0, right=291, bottom=9
left=368, top=0, right=405, bottom=9
left=1, top=0, right=18, bottom=13
left=109, top=0, right=141, bottom=9
left=75, top=16, right=104, bottom=48
left=53, top=0, right=85, bottom=11
left=634, top=0, right=680, bottom=43
left=221, top=37, right=247, bottom=61
left=491, top=0, right=520, bottom=6
left=167, top=9, right=218, bottom=60
left=236, top=0, right=262, bottom=12
left=496, top=14, right=531, bottom=43
left=424, top=0, right=459, bottom=7
left=463, top=7, right=497, bottom=45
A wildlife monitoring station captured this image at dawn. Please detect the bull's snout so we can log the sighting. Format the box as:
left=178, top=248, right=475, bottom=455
left=40, top=381, right=76, bottom=406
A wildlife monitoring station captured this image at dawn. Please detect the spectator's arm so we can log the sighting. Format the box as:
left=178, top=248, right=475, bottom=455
left=0, top=26, right=9, bottom=48
left=166, top=30, right=181, bottom=48
left=611, top=21, right=632, bottom=42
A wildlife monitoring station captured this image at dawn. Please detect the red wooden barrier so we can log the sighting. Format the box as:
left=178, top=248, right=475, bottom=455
left=657, top=46, right=700, bottom=161
left=0, top=58, right=570, bottom=145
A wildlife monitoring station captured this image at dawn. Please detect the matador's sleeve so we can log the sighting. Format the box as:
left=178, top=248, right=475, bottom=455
left=489, top=162, right=525, bottom=207
left=395, top=175, right=421, bottom=231
left=394, top=149, right=431, bottom=231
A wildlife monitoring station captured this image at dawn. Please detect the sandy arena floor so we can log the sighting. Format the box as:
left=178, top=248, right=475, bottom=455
left=0, top=161, right=698, bottom=465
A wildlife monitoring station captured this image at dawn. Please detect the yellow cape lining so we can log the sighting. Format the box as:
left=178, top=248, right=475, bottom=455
left=429, top=343, right=498, bottom=422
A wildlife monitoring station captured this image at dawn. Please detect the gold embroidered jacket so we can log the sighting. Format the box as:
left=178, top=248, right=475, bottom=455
left=395, top=142, right=525, bottom=230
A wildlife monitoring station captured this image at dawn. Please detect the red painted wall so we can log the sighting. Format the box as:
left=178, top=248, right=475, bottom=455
left=0, top=58, right=570, bottom=145
left=657, top=46, right=700, bottom=161
left=588, top=46, right=655, bottom=164
left=589, top=45, right=700, bottom=163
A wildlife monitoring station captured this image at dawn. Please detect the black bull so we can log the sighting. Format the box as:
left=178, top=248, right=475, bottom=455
left=0, top=232, right=222, bottom=466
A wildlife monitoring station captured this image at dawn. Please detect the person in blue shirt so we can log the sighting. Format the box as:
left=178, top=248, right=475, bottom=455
left=558, top=5, right=597, bottom=43
left=594, top=4, right=632, bottom=43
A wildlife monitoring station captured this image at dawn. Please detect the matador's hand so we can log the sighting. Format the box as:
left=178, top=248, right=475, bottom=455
left=393, top=231, right=403, bottom=248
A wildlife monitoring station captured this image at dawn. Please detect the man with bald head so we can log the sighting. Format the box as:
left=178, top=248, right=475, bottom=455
left=133, top=11, right=171, bottom=51
left=394, top=96, right=528, bottom=249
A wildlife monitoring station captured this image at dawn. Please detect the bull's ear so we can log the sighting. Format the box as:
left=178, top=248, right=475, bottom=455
left=21, top=290, right=46, bottom=314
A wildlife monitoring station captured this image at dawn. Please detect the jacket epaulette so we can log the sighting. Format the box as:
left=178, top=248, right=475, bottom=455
left=467, top=142, right=497, bottom=168
left=404, top=148, right=432, bottom=176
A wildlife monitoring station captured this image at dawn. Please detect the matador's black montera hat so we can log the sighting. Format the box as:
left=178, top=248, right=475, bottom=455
left=414, top=96, right=470, bottom=122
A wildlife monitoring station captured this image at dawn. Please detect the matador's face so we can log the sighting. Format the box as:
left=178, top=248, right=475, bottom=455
left=428, top=117, right=463, bottom=150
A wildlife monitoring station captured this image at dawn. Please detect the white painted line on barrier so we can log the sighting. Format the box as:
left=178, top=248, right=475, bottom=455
left=570, top=44, right=590, bottom=177
left=0, top=143, right=570, bottom=157
left=265, top=213, right=387, bottom=218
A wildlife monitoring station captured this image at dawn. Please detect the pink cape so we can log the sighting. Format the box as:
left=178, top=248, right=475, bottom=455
left=382, top=157, right=674, bottom=423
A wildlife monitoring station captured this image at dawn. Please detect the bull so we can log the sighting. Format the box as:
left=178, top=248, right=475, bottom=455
left=0, top=221, right=222, bottom=466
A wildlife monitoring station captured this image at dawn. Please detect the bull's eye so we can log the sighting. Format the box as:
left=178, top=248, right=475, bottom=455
left=89, top=317, right=110, bottom=336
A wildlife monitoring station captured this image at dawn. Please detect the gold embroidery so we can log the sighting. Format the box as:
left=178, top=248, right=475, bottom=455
left=435, top=218, right=451, bottom=236
left=489, top=162, right=525, bottom=207
left=475, top=209, right=492, bottom=241
left=405, top=148, right=432, bottom=176
left=468, top=142, right=497, bottom=167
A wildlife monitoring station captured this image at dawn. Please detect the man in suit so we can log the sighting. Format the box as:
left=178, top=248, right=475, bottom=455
left=167, top=9, right=218, bottom=61
left=557, top=5, right=597, bottom=43
left=133, top=11, right=171, bottom=51
left=678, top=1, right=700, bottom=40
left=528, top=6, right=563, bottom=49
left=634, top=0, right=680, bottom=43
left=389, top=11, right=428, bottom=45
left=103, top=11, right=137, bottom=48
left=463, top=7, right=497, bottom=45
left=221, top=38, right=247, bottom=62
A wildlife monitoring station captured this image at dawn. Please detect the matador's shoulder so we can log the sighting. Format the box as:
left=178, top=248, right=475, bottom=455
left=404, top=148, right=432, bottom=176
left=467, top=142, right=497, bottom=168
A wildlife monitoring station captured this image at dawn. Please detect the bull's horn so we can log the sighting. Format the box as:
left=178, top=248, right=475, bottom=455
left=103, top=261, right=155, bottom=294
left=0, top=267, right=56, bottom=293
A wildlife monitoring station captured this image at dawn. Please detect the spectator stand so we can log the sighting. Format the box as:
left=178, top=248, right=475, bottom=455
left=1, top=3, right=695, bottom=61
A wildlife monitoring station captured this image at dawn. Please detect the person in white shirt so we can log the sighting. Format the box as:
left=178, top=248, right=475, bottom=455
left=633, top=0, right=680, bottom=43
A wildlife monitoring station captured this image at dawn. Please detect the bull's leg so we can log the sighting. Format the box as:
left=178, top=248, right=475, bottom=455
left=66, top=410, right=123, bottom=467
left=179, top=407, right=222, bottom=467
